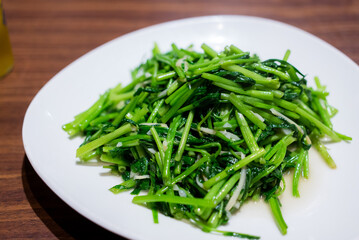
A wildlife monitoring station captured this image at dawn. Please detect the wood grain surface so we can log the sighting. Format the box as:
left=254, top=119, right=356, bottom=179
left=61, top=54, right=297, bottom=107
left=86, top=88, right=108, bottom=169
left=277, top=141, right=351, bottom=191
left=0, top=0, right=358, bottom=239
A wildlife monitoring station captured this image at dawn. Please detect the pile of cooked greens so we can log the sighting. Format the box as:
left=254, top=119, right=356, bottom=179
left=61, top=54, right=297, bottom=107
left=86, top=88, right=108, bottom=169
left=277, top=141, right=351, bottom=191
left=63, top=43, right=351, bottom=239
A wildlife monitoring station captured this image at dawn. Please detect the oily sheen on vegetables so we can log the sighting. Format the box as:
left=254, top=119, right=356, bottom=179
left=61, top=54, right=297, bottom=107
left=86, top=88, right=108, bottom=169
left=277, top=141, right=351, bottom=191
left=63, top=43, right=351, bottom=239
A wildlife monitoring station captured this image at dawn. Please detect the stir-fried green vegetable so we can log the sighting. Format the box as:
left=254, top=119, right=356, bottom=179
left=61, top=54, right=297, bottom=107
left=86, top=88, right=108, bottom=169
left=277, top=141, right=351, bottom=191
left=63, top=43, right=351, bottom=239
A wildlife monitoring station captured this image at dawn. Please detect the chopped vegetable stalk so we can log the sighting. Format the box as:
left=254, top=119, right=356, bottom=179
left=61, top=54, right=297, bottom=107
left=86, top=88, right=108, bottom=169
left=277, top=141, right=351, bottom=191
left=293, top=149, right=306, bottom=197
left=269, top=197, right=288, bottom=235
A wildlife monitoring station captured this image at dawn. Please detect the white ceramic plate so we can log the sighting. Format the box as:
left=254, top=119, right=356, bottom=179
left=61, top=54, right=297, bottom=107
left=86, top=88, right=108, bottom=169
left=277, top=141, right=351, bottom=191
left=22, top=15, right=359, bottom=240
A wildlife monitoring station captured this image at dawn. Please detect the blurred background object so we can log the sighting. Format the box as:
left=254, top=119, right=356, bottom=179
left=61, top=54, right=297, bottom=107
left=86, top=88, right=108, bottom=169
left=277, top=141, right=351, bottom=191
left=0, top=0, right=14, bottom=78
left=0, top=0, right=358, bottom=239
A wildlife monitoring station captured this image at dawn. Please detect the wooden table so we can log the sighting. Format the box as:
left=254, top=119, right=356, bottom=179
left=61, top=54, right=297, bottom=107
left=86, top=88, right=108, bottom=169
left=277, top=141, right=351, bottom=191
left=1, top=0, right=358, bottom=239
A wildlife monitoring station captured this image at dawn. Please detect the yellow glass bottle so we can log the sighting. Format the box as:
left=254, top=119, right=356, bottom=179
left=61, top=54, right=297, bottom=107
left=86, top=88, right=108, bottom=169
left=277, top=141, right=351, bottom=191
left=0, top=0, right=14, bottom=78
